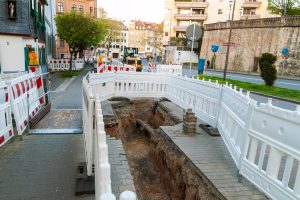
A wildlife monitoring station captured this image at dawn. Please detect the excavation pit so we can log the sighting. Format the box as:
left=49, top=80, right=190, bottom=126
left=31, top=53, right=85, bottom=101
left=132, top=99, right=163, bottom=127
left=104, top=98, right=225, bottom=200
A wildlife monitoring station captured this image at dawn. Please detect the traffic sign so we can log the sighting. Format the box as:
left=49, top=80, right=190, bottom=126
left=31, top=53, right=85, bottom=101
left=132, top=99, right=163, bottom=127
left=282, top=48, right=288, bottom=55
left=186, top=24, right=202, bottom=41
left=211, top=45, right=219, bottom=53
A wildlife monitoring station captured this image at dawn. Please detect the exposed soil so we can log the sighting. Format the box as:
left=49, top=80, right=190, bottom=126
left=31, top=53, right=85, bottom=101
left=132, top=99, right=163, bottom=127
left=105, top=98, right=223, bottom=200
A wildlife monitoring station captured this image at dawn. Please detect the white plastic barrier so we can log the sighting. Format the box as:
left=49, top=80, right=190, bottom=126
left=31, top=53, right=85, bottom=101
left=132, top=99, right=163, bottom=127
left=82, top=78, right=95, bottom=176
left=95, top=95, right=113, bottom=199
left=241, top=100, right=300, bottom=200
left=82, top=79, right=136, bottom=200
left=7, top=73, right=41, bottom=135
left=75, top=59, right=84, bottom=70
left=84, top=72, right=300, bottom=200
left=0, top=82, right=13, bottom=147
left=156, top=64, right=182, bottom=75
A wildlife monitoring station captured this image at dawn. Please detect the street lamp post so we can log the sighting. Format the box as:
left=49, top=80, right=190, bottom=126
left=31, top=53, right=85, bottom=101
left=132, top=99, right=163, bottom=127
left=223, top=0, right=236, bottom=81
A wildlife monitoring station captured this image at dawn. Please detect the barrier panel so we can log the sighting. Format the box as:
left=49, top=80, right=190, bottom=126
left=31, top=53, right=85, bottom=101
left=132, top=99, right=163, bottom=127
left=49, top=59, right=84, bottom=71
left=83, top=72, right=300, bottom=200
left=82, top=78, right=136, bottom=200
left=0, top=82, right=13, bottom=147
left=156, top=64, right=182, bottom=75
left=241, top=100, right=300, bottom=200
left=82, top=78, right=95, bottom=176
left=7, top=73, right=41, bottom=135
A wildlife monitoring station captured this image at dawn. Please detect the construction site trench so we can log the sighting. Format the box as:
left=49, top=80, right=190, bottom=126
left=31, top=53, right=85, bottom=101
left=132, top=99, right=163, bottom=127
left=104, top=98, right=223, bottom=200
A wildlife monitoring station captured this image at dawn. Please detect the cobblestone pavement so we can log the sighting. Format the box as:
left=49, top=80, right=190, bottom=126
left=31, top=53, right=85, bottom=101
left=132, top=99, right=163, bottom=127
left=0, top=135, right=94, bottom=200
left=107, top=135, right=136, bottom=198
left=0, top=66, right=135, bottom=200
left=160, top=101, right=269, bottom=200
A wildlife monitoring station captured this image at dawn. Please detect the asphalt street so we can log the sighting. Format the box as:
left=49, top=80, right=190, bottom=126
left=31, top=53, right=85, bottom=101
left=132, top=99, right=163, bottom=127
left=182, top=68, right=300, bottom=91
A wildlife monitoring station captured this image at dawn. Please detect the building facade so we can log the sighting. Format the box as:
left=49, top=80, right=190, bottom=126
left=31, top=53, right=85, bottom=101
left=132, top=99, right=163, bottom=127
left=55, top=0, right=97, bottom=59
left=163, top=0, right=276, bottom=46
left=128, top=20, right=163, bottom=56
left=0, top=0, right=52, bottom=73
left=106, top=22, right=129, bottom=59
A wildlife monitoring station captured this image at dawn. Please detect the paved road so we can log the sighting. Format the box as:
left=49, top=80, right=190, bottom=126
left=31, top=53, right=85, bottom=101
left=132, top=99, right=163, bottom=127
left=182, top=68, right=300, bottom=91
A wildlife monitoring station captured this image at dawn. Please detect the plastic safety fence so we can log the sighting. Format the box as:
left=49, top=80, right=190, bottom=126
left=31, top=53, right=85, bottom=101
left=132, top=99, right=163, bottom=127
left=30, top=66, right=45, bottom=105
left=97, top=63, right=136, bottom=74
left=49, top=59, right=84, bottom=71
left=7, top=74, right=41, bottom=135
left=0, top=82, right=13, bottom=147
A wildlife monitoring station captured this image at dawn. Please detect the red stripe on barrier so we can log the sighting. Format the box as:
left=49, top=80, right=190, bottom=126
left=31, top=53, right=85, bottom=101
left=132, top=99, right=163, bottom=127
left=12, top=87, right=16, bottom=99
left=24, top=120, right=27, bottom=126
left=36, top=77, right=42, bottom=88
left=9, top=130, right=12, bottom=136
left=126, top=68, right=129, bottom=71
left=108, top=66, right=111, bottom=71
left=30, top=78, right=34, bottom=89
left=21, top=82, right=26, bottom=93
left=30, top=67, right=36, bottom=72
left=40, top=97, right=44, bottom=104
left=15, top=84, right=21, bottom=97
left=0, top=135, right=4, bottom=144
left=100, top=69, right=104, bottom=73
left=114, top=67, right=117, bottom=71
left=5, top=92, right=8, bottom=102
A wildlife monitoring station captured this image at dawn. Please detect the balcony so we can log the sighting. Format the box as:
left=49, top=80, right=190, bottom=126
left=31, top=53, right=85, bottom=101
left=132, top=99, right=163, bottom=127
left=242, top=1, right=261, bottom=8
left=242, top=14, right=261, bottom=19
left=173, top=25, right=188, bottom=32
left=175, top=1, right=208, bottom=8
left=174, top=13, right=207, bottom=20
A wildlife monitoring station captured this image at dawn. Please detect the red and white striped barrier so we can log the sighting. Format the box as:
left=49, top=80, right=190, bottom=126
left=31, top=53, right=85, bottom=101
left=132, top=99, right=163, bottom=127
left=30, top=66, right=45, bottom=105
left=97, top=62, right=136, bottom=74
left=0, top=82, right=13, bottom=147
left=7, top=74, right=41, bottom=135
left=49, top=59, right=84, bottom=71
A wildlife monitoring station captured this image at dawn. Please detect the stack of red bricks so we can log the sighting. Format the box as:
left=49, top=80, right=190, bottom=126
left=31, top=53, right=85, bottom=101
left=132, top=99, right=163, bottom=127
left=183, top=109, right=197, bottom=136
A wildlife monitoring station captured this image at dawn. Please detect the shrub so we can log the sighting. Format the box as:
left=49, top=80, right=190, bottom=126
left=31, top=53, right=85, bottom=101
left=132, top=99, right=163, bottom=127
left=259, top=53, right=277, bottom=86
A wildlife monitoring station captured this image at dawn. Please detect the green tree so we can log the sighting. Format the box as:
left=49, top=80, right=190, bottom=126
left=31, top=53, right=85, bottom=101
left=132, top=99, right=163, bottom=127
left=268, top=0, right=300, bottom=15
left=259, top=53, right=277, bottom=86
left=141, top=23, right=164, bottom=56
left=55, top=11, right=106, bottom=71
left=100, top=18, right=123, bottom=57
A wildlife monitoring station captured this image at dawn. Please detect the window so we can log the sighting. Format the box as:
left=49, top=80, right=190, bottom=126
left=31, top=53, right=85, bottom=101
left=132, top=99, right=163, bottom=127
left=79, top=5, right=84, bottom=13
left=218, top=9, right=222, bottom=14
left=58, top=2, right=63, bottom=13
left=90, top=7, right=93, bottom=16
left=72, top=4, right=76, bottom=11
left=60, top=39, right=64, bottom=48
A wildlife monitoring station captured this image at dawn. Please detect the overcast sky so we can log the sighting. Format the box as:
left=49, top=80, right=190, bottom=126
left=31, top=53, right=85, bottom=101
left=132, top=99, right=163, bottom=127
left=98, top=0, right=165, bottom=23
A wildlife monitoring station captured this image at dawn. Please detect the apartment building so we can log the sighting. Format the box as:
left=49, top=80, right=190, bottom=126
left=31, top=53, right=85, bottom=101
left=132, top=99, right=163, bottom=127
left=128, top=20, right=162, bottom=56
left=0, top=0, right=54, bottom=72
left=163, top=0, right=275, bottom=46
left=55, top=0, right=97, bottom=58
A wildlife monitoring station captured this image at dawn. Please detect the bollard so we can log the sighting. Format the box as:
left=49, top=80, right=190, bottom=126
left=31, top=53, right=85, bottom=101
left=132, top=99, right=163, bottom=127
left=100, top=193, right=116, bottom=200
left=120, top=191, right=137, bottom=200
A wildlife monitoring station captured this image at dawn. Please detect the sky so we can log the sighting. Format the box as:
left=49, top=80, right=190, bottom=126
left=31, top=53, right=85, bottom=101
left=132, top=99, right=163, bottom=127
left=98, top=0, right=165, bottom=23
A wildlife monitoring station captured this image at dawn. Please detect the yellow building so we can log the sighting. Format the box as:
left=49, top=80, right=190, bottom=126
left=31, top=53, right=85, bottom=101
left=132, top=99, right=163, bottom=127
left=128, top=20, right=162, bottom=56
left=163, top=0, right=276, bottom=46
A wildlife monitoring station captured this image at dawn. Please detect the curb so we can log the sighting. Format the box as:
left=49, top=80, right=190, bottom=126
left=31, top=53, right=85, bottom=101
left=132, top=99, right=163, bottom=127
left=205, top=69, right=300, bottom=81
left=55, top=76, right=76, bottom=92
left=250, top=91, right=300, bottom=105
